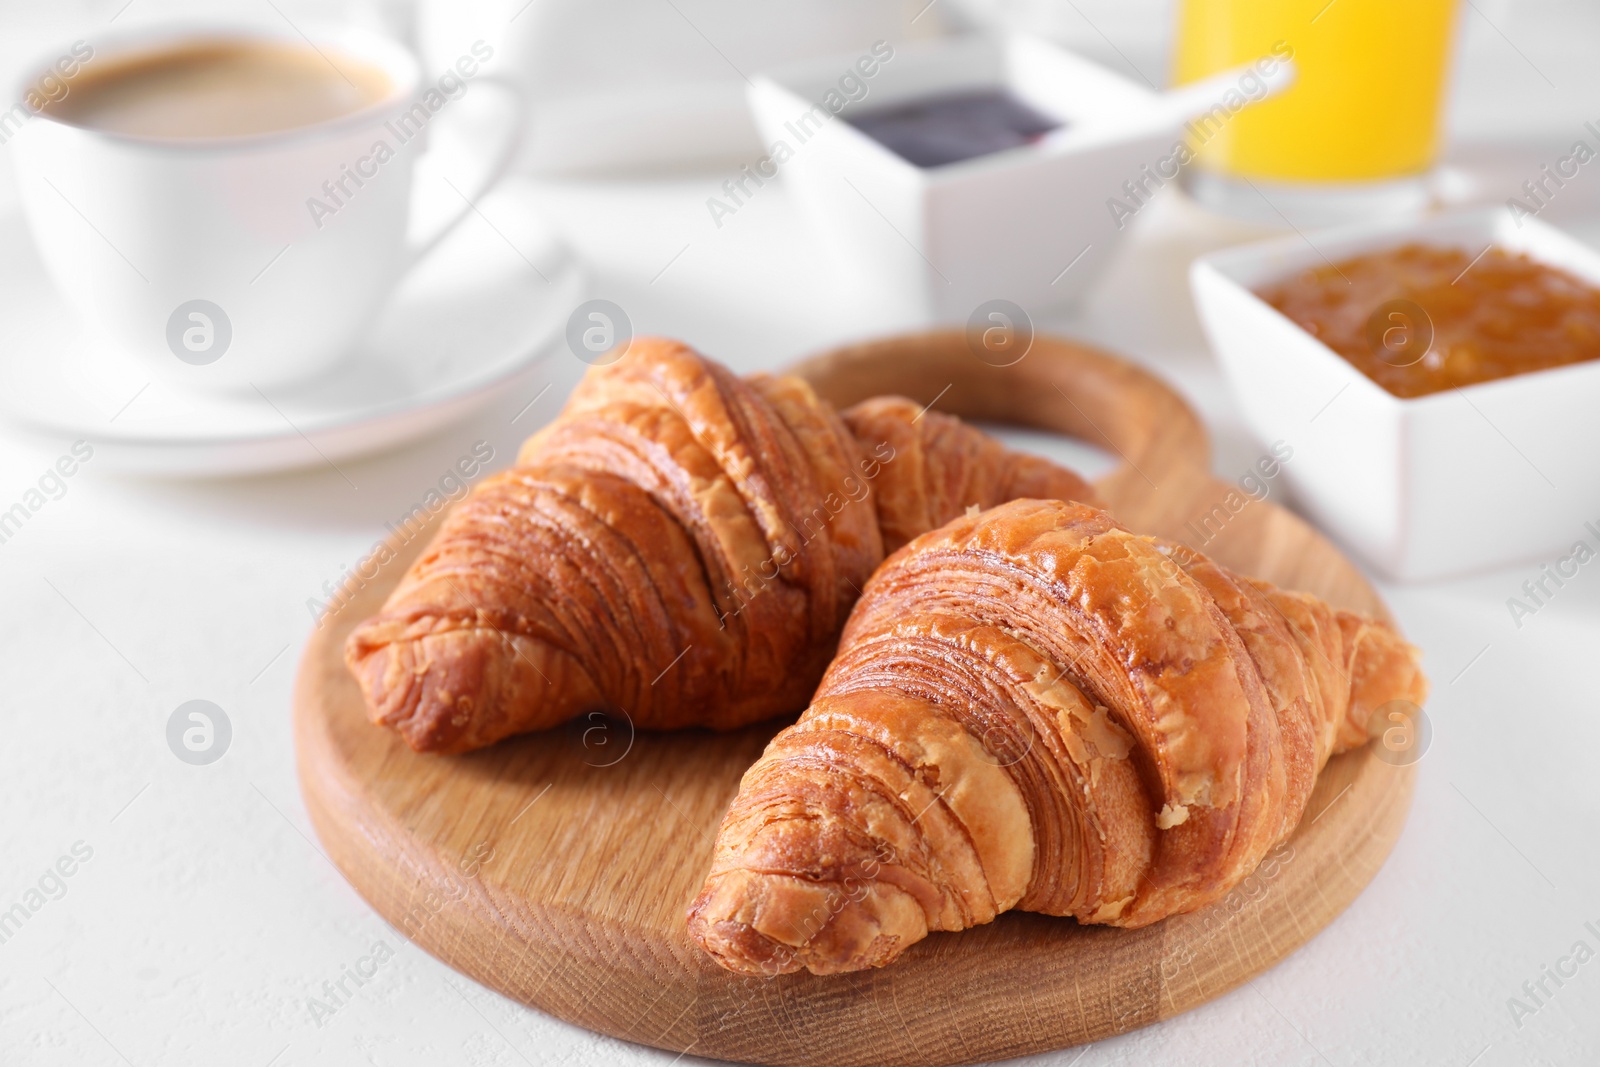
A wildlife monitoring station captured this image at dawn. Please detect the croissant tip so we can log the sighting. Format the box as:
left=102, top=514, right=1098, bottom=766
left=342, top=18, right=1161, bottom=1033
left=685, top=921, right=795, bottom=979
left=686, top=863, right=935, bottom=977
left=687, top=910, right=910, bottom=979
left=341, top=621, right=491, bottom=755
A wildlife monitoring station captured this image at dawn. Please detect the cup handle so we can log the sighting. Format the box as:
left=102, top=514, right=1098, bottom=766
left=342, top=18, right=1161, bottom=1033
left=400, top=73, right=526, bottom=271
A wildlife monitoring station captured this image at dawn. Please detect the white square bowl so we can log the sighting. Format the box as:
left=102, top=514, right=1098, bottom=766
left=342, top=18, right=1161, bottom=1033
left=748, top=34, right=1181, bottom=322
left=1192, top=207, right=1600, bottom=582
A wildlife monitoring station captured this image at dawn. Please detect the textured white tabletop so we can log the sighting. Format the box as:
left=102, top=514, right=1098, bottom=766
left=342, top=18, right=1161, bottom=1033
left=3, top=3, right=1600, bottom=1066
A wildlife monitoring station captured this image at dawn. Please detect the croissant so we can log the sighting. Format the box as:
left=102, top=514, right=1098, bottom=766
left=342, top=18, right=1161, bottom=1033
left=686, top=498, right=1428, bottom=976
left=345, top=339, right=1095, bottom=753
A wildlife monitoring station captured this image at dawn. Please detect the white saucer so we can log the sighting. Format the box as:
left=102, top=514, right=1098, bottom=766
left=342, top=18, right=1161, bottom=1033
left=0, top=177, right=583, bottom=477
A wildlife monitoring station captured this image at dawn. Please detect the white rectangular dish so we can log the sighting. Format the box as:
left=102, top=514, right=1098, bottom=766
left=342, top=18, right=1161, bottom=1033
left=1192, top=207, right=1600, bottom=581
left=748, top=34, right=1181, bottom=323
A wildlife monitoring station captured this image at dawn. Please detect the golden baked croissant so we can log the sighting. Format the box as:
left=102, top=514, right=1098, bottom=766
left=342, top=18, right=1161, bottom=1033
left=687, top=498, right=1428, bottom=976
left=345, top=339, right=1095, bottom=753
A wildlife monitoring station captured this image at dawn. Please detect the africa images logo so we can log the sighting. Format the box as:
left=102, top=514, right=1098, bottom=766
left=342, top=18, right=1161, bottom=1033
left=166, top=300, right=232, bottom=365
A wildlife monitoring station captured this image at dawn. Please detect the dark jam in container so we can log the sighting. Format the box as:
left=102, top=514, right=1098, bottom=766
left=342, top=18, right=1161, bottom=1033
left=1256, top=243, right=1600, bottom=398
left=844, top=88, right=1063, bottom=168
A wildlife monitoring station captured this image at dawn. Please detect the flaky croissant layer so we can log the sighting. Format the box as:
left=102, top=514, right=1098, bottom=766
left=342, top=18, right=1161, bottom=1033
left=687, top=499, right=1428, bottom=976
left=345, top=339, right=1094, bottom=753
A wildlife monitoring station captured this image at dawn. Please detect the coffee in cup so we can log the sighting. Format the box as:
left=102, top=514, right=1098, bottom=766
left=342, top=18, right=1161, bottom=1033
left=40, top=39, right=392, bottom=140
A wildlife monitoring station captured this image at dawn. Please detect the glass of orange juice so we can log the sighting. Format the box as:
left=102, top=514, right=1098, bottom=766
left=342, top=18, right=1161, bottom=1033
left=1171, top=0, right=1460, bottom=224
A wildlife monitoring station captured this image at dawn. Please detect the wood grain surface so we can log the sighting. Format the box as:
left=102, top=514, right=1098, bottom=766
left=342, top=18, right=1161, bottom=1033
left=293, top=331, right=1416, bottom=1067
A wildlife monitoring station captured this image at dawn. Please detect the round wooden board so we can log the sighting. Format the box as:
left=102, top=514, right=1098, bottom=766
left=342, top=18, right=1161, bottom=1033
left=294, top=332, right=1417, bottom=1067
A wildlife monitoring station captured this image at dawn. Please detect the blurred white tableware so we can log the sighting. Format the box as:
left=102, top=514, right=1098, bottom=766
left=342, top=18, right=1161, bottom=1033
left=416, top=0, right=945, bottom=175
left=1193, top=207, right=1600, bottom=581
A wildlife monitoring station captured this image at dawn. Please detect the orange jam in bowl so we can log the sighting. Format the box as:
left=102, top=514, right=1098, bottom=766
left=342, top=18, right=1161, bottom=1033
left=1255, top=243, right=1600, bottom=398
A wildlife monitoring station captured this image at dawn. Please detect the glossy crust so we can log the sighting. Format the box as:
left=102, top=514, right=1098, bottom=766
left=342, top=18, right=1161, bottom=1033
left=686, top=499, right=1429, bottom=976
left=344, top=339, right=1096, bottom=753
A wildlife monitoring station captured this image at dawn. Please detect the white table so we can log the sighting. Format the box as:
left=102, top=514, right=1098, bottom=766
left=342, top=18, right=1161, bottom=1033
left=4, top=13, right=1600, bottom=1067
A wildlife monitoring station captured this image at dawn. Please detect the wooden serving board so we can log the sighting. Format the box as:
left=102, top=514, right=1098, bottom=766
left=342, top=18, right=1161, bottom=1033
left=294, top=332, right=1416, bottom=1067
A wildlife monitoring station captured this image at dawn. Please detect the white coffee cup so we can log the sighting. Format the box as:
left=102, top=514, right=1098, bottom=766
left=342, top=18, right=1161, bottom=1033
left=7, top=22, right=522, bottom=393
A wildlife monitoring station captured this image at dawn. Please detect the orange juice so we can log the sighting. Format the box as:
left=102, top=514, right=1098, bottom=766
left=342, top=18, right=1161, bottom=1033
left=1172, top=0, right=1459, bottom=182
